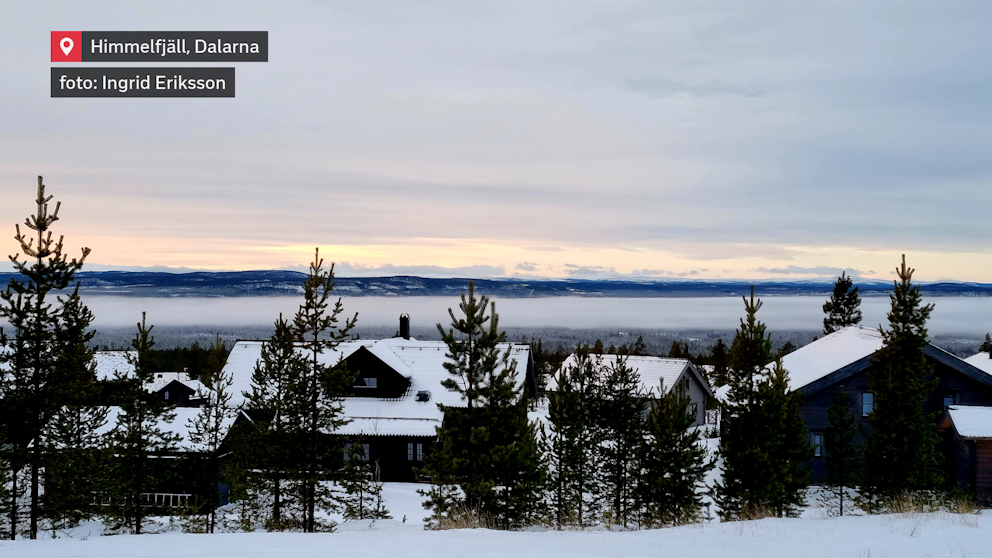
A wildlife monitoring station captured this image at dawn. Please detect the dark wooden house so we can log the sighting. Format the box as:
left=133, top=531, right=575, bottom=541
left=221, top=326, right=537, bottom=482
left=938, top=406, right=992, bottom=505
left=779, top=326, right=992, bottom=483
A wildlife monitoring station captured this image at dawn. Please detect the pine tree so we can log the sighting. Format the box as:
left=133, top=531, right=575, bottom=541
left=420, top=282, right=544, bottom=529
left=823, top=272, right=862, bottom=335
left=289, top=248, right=357, bottom=533
left=630, top=336, right=648, bottom=356
left=187, top=354, right=237, bottom=533
left=861, top=255, right=943, bottom=508
left=41, top=287, right=108, bottom=532
left=979, top=333, right=992, bottom=354
left=821, top=386, right=859, bottom=516
left=716, top=288, right=811, bottom=520
left=340, top=440, right=390, bottom=521
left=635, top=388, right=713, bottom=527
left=0, top=177, right=91, bottom=538
left=102, top=314, right=181, bottom=535
left=541, top=347, right=603, bottom=528
left=243, top=314, right=302, bottom=529
left=708, top=339, right=730, bottom=387
left=598, top=356, right=644, bottom=528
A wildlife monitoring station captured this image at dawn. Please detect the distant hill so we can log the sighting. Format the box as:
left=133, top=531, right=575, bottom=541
left=1, top=270, right=991, bottom=298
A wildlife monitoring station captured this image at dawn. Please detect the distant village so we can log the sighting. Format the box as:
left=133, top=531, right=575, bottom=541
left=2, top=178, right=990, bottom=539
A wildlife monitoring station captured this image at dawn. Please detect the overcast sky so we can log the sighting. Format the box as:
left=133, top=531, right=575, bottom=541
left=2, top=2, right=991, bottom=281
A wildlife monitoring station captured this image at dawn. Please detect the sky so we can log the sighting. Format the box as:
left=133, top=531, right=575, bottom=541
left=2, top=1, right=991, bottom=281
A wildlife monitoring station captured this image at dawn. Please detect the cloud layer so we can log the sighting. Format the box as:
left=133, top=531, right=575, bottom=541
left=2, top=2, right=992, bottom=280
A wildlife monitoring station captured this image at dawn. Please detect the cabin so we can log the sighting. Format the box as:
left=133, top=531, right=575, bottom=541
left=551, top=355, right=714, bottom=427
left=94, top=352, right=206, bottom=407
left=221, top=322, right=537, bottom=482
left=938, top=405, right=992, bottom=505
left=779, top=326, right=992, bottom=483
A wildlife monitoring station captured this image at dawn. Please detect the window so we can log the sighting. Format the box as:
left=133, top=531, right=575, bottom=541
left=164, top=390, right=169, bottom=400
left=688, top=403, right=698, bottom=418
left=861, top=392, right=873, bottom=416
left=344, top=443, right=369, bottom=461
left=407, top=442, right=423, bottom=462
left=355, top=377, right=377, bottom=388
left=683, top=377, right=690, bottom=394
left=943, top=393, right=956, bottom=409
left=812, top=433, right=823, bottom=457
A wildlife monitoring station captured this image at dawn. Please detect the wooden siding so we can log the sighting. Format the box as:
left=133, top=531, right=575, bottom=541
left=799, top=356, right=992, bottom=484
left=343, top=346, right=412, bottom=398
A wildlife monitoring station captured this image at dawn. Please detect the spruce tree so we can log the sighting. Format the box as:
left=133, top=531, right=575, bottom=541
left=103, top=314, right=180, bottom=535
left=821, top=386, right=859, bottom=516
left=541, top=347, right=603, bottom=528
left=823, top=272, right=862, bottom=335
left=861, top=255, right=943, bottom=507
left=421, top=282, right=544, bottom=529
left=635, top=388, right=713, bottom=527
left=289, top=248, right=357, bottom=533
left=187, top=355, right=237, bottom=533
left=598, top=356, right=644, bottom=528
left=716, top=288, right=811, bottom=520
left=244, top=314, right=303, bottom=529
left=0, top=177, right=91, bottom=538
left=41, top=287, right=108, bottom=532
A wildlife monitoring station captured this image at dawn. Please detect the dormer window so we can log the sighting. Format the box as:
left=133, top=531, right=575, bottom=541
left=164, top=390, right=170, bottom=400
left=355, top=377, right=377, bottom=388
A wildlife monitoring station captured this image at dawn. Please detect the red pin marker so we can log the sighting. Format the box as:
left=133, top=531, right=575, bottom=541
left=51, top=31, right=82, bottom=62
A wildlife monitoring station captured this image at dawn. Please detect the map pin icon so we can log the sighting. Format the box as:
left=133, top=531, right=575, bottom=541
left=60, top=37, right=73, bottom=56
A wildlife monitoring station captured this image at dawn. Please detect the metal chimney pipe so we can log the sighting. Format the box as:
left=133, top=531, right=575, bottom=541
left=400, top=313, right=411, bottom=340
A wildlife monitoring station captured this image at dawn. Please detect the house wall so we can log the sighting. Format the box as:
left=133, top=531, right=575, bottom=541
left=352, top=436, right=433, bottom=482
left=674, top=368, right=709, bottom=427
left=977, top=441, right=992, bottom=506
left=800, top=358, right=992, bottom=484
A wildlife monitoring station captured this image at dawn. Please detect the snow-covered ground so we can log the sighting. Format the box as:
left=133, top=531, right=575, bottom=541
left=3, top=510, right=990, bottom=558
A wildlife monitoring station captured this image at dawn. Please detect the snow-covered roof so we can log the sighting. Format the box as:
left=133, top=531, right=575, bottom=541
left=943, top=405, right=992, bottom=439
left=94, top=351, right=136, bottom=381
left=222, top=337, right=531, bottom=437
left=96, top=406, right=246, bottom=451
left=963, top=352, right=992, bottom=376
left=149, top=371, right=207, bottom=395
left=551, top=354, right=706, bottom=397
left=779, top=326, right=884, bottom=391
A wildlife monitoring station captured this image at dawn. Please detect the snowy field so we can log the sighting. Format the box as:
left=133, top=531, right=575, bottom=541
left=2, top=483, right=989, bottom=558
left=3, top=510, right=990, bottom=558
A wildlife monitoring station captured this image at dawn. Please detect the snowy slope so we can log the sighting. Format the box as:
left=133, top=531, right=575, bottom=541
left=4, top=511, right=990, bottom=558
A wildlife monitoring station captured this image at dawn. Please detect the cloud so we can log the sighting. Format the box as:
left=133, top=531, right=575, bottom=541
left=753, top=266, right=866, bottom=276
left=515, top=262, right=538, bottom=272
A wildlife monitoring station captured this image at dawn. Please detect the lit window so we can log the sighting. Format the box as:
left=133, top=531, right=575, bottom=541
left=861, top=392, right=873, bottom=416
left=813, top=433, right=823, bottom=457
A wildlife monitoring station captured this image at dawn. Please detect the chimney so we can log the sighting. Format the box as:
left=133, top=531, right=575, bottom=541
left=399, top=313, right=411, bottom=340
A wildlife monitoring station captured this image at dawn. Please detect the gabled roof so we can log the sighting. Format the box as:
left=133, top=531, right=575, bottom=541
left=780, top=326, right=992, bottom=395
left=222, top=337, right=531, bottom=437
left=940, top=405, right=992, bottom=439
left=963, top=352, right=992, bottom=376
left=96, top=406, right=248, bottom=451
left=552, top=354, right=714, bottom=399
left=149, top=371, right=206, bottom=395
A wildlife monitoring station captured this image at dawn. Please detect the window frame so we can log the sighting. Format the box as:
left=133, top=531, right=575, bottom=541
left=812, top=432, right=823, bottom=457
left=861, top=392, right=873, bottom=417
